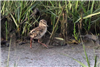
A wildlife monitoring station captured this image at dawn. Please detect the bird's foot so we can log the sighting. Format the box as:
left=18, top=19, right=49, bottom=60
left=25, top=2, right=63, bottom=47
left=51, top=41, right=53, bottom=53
left=30, top=45, right=32, bottom=48
left=41, top=43, right=49, bottom=48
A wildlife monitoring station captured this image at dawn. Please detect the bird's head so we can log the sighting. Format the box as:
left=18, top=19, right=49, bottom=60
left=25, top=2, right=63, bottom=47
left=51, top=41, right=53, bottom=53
left=39, top=19, right=48, bottom=27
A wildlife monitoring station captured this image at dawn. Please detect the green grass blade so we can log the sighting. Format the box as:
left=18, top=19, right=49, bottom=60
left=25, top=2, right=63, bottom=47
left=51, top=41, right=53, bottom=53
left=21, top=2, right=38, bottom=17
left=18, top=6, right=20, bottom=22
left=91, top=0, right=95, bottom=14
left=5, top=21, right=8, bottom=41
left=49, top=0, right=54, bottom=7
left=75, top=0, right=78, bottom=12
left=80, top=2, right=86, bottom=13
left=83, top=45, right=90, bottom=67
left=10, top=13, right=19, bottom=28
left=60, top=53, right=87, bottom=67
left=75, top=11, right=100, bottom=23
left=94, top=55, right=97, bottom=67
left=1, top=1, right=6, bottom=15
left=7, top=37, right=12, bottom=67
left=73, top=59, right=88, bottom=67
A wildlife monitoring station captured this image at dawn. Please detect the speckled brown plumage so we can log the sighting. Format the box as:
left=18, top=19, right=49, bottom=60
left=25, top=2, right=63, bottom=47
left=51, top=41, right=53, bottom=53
left=29, top=19, right=48, bottom=48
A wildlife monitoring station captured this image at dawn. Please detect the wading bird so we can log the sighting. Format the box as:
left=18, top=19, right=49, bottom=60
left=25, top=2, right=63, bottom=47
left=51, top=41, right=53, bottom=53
left=29, top=19, right=48, bottom=48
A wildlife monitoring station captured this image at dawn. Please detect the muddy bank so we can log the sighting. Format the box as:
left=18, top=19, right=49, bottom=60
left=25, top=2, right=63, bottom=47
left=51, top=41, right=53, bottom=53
left=1, top=40, right=100, bottom=67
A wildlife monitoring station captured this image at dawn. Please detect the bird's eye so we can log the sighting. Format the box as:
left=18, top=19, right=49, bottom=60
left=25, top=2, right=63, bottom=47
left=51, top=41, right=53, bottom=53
left=40, top=20, right=42, bottom=22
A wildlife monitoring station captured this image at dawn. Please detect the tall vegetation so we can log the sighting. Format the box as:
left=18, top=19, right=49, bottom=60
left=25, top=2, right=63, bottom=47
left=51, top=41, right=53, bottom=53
left=1, top=1, right=100, bottom=42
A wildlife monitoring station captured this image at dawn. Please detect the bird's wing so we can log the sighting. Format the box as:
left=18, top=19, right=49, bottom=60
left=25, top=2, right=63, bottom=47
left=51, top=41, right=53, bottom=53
left=29, top=27, right=44, bottom=38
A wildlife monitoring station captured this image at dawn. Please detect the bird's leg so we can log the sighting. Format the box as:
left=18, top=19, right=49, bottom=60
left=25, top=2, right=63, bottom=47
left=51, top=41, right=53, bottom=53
left=30, top=38, right=33, bottom=48
left=38, top=39, right=48, bottom=48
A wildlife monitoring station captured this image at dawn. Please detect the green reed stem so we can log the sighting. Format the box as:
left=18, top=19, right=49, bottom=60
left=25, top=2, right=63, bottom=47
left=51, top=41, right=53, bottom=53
left=5, top=21, right=8, bottom=41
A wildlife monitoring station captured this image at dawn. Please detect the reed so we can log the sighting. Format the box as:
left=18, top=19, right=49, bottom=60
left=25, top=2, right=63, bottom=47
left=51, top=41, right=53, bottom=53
left=5, top=21, right=8, bottom=41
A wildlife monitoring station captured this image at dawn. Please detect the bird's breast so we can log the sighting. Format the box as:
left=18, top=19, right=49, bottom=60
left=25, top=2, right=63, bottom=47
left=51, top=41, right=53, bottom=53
left=39, top=27, right=47, bottom=37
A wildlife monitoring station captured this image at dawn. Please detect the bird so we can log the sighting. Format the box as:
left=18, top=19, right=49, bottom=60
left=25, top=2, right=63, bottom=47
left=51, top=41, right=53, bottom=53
left=29, top=19, right=48, bottom=48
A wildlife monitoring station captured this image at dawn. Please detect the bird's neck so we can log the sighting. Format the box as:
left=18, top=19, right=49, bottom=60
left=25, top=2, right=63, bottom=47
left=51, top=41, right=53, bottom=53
left=39, top=26, right=47, bottom=28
